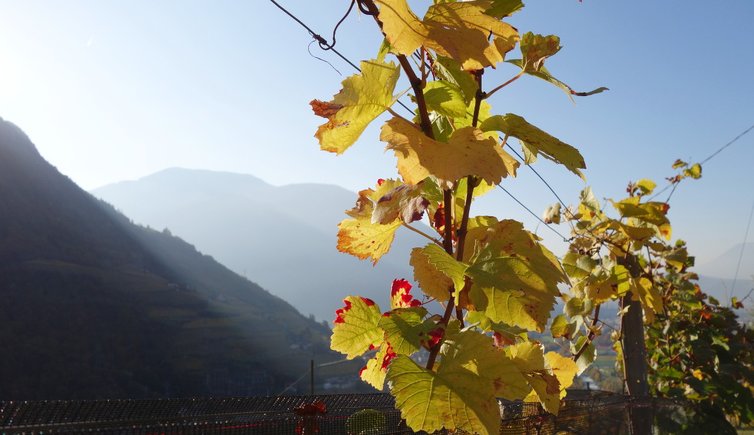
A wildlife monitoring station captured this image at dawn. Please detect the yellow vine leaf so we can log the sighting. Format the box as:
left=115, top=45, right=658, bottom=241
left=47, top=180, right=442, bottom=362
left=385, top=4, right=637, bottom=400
left=376, top=0, right=519, bottom=70
left=415, top=244, right=468, bottom=298
left=635, top=178, right=657, bottom=195
left=312, top=59, right=400, bottom=154
left=544, top=351, right=578, bottom=398
left=506, top=342, right=563, bottom=415
left=374, top=0, right=425, bottom=57
left=519, top=32, right=561, bottom=72
left=381, top=117, right=519, bottom=185
left=611, top=221, right=657, bottom=242
left=611, top=198, right=672, bottom=240
left=410, top=247, right=453, bottom=302
left=481, top=113, right=586, bottom=178
left=582, top=264, right=630, bottom=303
left=632, top=276, right=663, bottom=323
left=338, top=189, right=402, bottom=264
left=424, top=1, right=519, bottom=70
left=387, top=329, right=529, bottom=435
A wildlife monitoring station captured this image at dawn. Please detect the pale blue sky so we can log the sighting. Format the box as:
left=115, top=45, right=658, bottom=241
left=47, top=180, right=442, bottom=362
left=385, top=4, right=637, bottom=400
left=1, top=1, right=753, bottom=267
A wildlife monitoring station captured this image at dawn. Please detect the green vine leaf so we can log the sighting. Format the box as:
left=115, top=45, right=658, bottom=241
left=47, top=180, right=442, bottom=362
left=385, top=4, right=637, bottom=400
left=565, top=296, right=593, bottom=318
left=550, top=314, right=577, bottom=339
left=562, top=252, right=597, bottom=280
left=464, top=218, right=566, bottom=331
left=467, top=248, right=560, bottom=332
left=423, top=80, right=468, bottom=118
left=507, top=59, right=609, bottom=102
left=481, top=113, right=586, bottom=178
left=331, top=296, right=384, bottom=359
left=454, top=98, right=494, bottom=131
left=434, top=56, right=479, bottom=104
left=378, top=306, right=435, bottom=355
left=485, top=0, right=525, bottom=18
left=571, top=335, right=596, bottom=375
left=387, top=329, right=529, bottom=435
left=684, top=163, right=702, bottom=179
left=311, top=59, right=400, bottom=154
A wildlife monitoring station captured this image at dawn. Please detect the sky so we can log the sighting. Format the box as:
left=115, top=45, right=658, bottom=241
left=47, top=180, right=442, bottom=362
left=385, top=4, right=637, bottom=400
left=1, top=0, right=753, bottom=270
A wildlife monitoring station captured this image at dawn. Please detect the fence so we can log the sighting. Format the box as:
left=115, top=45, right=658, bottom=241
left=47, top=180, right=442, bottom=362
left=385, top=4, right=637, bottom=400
left=0, top=391, right=683, bottom=434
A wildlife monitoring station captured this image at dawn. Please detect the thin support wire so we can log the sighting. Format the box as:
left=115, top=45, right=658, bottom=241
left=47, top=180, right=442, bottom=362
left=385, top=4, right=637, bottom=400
left=498, top=185, right=570, bottom=242
left=651, top=122, right=754, bottom=201
left=268, top=0, right=413, bottom=114
left=730, top=199, right=754, bottom=299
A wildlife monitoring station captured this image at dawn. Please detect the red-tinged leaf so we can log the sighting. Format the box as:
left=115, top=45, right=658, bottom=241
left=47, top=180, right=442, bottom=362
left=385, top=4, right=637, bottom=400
left=338, top=189, right=402, bottom=264
left=310, top=99, right=343, bottom=118
left=391, top=279, right=422, bottom=309
left=372, top=183, right=430, bottom=224
left=331, top=296, right=384, bottom=359
left=313, top=59, right=400, bottom=154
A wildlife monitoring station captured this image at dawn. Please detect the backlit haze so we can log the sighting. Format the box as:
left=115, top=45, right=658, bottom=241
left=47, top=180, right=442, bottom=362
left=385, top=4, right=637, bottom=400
left=1, top=0, right=753, bottom=269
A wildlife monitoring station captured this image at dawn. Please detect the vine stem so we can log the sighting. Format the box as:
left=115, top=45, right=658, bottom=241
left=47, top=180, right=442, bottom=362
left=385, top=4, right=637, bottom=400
left=573, top=304, right=601, bottom=362
left=456, top=71, right=484, bottom=262
left=485, top=70, right=525, bottom=99
left=427, top=71, right=487, bottom=368
left=442, top=190, right=454, bottom=255
left=361, top=0, right=471, bottom=372
left=401, top=222, right=443, bottom=246
left=426, top=293, right=457, bottom=370
left=360, top=0, right=434, bottom=139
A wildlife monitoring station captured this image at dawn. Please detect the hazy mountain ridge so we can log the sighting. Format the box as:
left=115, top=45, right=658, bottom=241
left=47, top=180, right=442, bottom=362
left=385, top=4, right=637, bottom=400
left=0, top=117, right=345, bottom=399
left=94, top=169, right=428, bottom=322
left=696, top=242, right=753, bottom=280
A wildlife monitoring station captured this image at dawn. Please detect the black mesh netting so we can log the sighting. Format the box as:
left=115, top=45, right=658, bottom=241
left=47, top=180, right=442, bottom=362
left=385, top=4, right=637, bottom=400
left=0, top=391, right=683, bottom=434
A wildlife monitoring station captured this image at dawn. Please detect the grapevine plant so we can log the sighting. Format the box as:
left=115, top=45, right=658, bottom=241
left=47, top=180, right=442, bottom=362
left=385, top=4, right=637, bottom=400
left=555, top=162, right=704, bottom=396
left=555, top=162, right=754, bottom=429
left=310, top=1, right=606, bottom=433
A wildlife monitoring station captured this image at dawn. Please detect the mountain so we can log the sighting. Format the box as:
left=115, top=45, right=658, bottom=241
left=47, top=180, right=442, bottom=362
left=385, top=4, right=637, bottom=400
left=0, top=117, right=350, bottom=400
left=694, top=243, right=753, bottom=314
left=696, top=243, right=754, bottom=281
left=93, top=169, right=428, bottom=322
